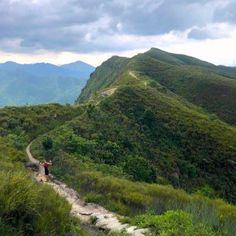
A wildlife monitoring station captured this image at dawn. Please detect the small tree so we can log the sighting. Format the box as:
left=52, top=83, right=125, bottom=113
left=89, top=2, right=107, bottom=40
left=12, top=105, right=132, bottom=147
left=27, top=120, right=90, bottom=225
left=123, top=155, right=156, bottom=183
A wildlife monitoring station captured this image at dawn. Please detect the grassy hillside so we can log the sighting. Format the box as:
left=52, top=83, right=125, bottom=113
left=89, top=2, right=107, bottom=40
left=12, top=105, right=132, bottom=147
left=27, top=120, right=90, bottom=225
left=29, top=85, right=236, bottom=235
left=78, top=56, right=129, bottom=103
left=0, top=138, right=86, bottom=236
left=33, top=82, right=236, bottom=203
left=78, top=48, right=236, bottom=125
left=0, top=94, right=234, bottom=235
left=0, top=104, right=87, bottom=235
left=0, top=104, right=83, bottom=147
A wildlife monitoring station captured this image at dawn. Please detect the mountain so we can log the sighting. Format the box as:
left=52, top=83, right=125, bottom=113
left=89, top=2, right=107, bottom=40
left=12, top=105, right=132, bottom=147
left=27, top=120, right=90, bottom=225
left=1, top=49, right=236, bottom=236
left=28, top=48, right=236, bottom=203
left=61, top=61, right=96, bottom=78
left=0, top=61, right=95, bottom=106
left=78, top=48, right=236, bottom=125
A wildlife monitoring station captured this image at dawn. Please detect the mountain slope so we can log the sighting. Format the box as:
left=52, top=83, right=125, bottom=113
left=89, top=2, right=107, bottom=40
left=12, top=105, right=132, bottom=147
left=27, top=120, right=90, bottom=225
left=1, top=103, right=235, bottom=236
left=0, top=104, right=87, bottom=235
left=78, top=56, right=129, bottom=103
left=68, top=49, right=236, bottom=202
left=33, top=70, right=236, bottom=203
left=78, top=48, right=236, bottom=125
left=0, top=61, right=94, bottom=106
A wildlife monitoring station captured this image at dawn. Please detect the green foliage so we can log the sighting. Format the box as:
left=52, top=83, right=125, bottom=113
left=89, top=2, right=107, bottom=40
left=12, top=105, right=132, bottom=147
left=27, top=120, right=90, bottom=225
left=78, top=48, right=236, bottom=125
left=42, top=137, right=53, bottom=151
left=0, top=104, right=83, bottom=150
left=90, top=216, right=98, bottom=225
left=123, top=156, right=156, bottom=182
left=0, top=173, right=84, bottom=235
left=40, top=84, right=236, bottom=202
left=0, top=104, right=86, bottom=236
left=195, top=185, right=219, bottom=199
left=0, top=171, right=73, bottom=235
left=132, top=210, right=218, bottom=236
left=78, top=56, right=129, bottom=103
left=2, top=48, right=236, bottom=235
left=78, top=172, right=236, bottom=236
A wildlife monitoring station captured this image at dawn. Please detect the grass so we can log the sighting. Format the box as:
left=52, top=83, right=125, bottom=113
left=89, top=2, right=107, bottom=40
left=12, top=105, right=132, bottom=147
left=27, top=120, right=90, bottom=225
left=34, top=84, right=236, bottom=203
left=78, top=48, right=236, bottom=125
left=0, top=106, right=87, bottom=236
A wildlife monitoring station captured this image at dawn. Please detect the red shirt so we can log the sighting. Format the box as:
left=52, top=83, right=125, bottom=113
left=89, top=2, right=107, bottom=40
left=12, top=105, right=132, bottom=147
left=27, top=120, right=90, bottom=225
left=43, top=162, right=49, bottom=168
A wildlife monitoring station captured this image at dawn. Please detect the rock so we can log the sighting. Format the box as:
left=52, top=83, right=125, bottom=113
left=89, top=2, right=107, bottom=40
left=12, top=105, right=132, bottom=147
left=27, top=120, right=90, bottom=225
left=25, top=161, right=39, bottom=171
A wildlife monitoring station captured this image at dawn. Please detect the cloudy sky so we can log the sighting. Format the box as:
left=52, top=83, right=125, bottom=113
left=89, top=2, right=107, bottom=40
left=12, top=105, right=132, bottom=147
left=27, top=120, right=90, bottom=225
left=1, top=0, right=236, bottom=66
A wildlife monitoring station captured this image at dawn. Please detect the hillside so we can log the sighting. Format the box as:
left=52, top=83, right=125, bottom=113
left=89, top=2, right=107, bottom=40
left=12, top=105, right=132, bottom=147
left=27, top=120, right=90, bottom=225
left=65, top=49, right=236, bottom=203
left=1, top=102, right=235, bottom=235
left=34, top=81, right=236, bottom=202
left=78, top=48, right=236, bottom=125
left=2, top=49, right=236, bottom=236
left=0, top=104, right=87, bottom=236
left=30, top=85, right=236, bottom=235
left=0, top=61, right=94, bottom=106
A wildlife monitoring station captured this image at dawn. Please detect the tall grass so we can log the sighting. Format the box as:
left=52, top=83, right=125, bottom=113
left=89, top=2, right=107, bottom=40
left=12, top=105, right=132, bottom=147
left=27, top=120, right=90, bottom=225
left=72, top=171, right=236, bottom=236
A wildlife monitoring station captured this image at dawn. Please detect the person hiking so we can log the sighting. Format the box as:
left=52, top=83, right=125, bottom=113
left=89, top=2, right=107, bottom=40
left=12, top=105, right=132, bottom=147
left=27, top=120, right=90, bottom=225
left=40, top=160, right=52, bottom=182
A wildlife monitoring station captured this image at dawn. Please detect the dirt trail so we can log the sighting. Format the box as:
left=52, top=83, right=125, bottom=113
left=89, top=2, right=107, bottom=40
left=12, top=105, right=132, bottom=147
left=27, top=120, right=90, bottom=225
left=129, top=71, right=148, bottom=88
left=129, top=71, right=138, bottom=80
left=26, top=142, right=149, bottom=236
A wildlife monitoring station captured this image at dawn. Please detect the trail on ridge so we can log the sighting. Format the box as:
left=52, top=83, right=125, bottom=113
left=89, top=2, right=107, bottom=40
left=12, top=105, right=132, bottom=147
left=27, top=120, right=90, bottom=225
left=26, top=142, right=149, bottom=236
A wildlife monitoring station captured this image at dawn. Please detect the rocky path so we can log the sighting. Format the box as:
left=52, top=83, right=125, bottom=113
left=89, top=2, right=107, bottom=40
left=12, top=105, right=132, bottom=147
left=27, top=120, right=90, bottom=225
left=26, top=142, right=149, bottom=236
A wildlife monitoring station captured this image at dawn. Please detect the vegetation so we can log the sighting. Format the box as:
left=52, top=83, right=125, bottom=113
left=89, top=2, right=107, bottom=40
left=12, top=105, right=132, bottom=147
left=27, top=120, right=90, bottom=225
left=2, top=48, right=236, bottom=235
left=0, top=103, right=83, bottom=148
left=132, top=210, right=219, bottom=236
left=78, top=48, right=236, bottom=125
left=0, top=104, right=87, bottom=235
left=0, top=137, right=86, bottom=236
left=27, top=145, right=236, bottom=236
left=33, top=85, right=236, bottom=203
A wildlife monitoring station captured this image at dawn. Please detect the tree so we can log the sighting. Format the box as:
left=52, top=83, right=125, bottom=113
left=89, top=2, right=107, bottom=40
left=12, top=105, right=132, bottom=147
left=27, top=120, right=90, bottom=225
left=123, top=155, right=156, bottom=183
left=42, top=137, right=53, bottom=151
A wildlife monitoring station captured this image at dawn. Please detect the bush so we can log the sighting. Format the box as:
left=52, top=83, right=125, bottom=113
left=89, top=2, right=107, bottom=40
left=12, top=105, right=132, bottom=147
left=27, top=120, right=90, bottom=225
left=73, top=171, right=236, bottom=236
left=123, top=156, right=156, bottom=182
left=42, top=137, right=53, bottom=151
left=0, top=171, right=78, bottom=236
left=132, top=210, right=218, bottom=236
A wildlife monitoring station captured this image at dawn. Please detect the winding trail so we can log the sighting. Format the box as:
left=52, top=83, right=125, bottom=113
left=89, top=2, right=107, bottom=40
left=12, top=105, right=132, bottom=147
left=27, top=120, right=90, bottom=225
left=26, top=142, right=149, bottom=236
left=129, top=71, right=148, bottom=88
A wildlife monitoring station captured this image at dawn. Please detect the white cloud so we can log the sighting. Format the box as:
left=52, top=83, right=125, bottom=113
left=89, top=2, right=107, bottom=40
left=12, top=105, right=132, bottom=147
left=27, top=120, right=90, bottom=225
left=1, top=29, right=236, bottom=67
left=1, top=0, right=236, bottom=66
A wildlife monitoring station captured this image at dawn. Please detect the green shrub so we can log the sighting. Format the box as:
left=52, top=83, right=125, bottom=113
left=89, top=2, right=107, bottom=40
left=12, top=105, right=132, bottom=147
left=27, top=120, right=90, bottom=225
left=132, top=210, right=218, bottom=236
left=0, top=171, right=77, bottom=235
left=123, top=155, right=156, bottom=182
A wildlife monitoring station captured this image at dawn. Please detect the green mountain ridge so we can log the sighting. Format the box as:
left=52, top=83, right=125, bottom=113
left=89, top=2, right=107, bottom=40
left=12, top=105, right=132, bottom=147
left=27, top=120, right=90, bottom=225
left=32, top=48, right=236, bottom=203
left=78, top=48, right=236, bottom=125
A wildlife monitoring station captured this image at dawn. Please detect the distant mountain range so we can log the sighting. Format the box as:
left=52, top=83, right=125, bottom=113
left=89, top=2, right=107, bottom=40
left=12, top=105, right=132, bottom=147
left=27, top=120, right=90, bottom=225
left=0, top=61, right=94, bottom=106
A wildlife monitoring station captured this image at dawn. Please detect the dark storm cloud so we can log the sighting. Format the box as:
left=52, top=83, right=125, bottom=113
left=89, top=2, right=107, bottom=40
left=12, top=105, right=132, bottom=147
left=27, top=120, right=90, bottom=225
left=0, top=0, right=235, bottom=53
